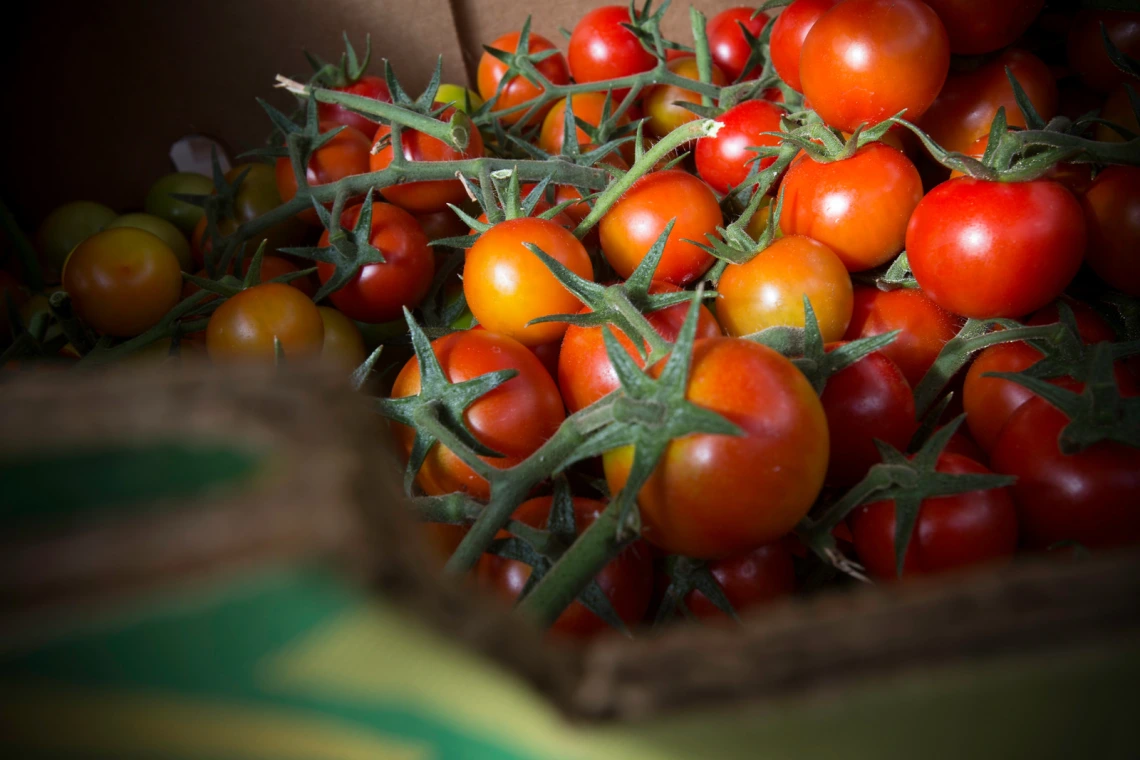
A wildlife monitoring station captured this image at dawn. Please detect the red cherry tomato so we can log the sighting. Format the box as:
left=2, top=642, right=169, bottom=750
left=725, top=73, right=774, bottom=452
left=477, top=31, right=570, bottom=126
left=643, top=57, right=727, bottom=138
left=315, top=202, right=434, bottom=324
left=1066, top=11, right=1140, bottom=94
left=275, top=122, right=372, bottom=225
left=318, top=75, right=392, bottom=136
left=919, top=49, right=1057, bottom=155
left=538, top=93, right=631, bottom=156
left=1081, top=165, right=1140, bottom=297
left=390, top=329, right=566, bottom=499
left=558, top=281, right=722, bottom=414
left=844, top=287, right=964, bottom=389
left=800, top=0, right=950, bottom=133
left=992, top=396, right=1140, bottom=551
left=851, top=453, right=1018, bottom=578
left=821, top=344, right=917, bottom=486
left=568, top=5, right=657, bottom=97
left=370, top=107, right=486, bottom=214
left=779, top=143, right=923, bottom=272
left=478, top=496, right=653, bottom=640
left=716, top=234, right=853, bottom=342
left=769, top=0, right=840, bottom=93
left=923, top=0, right=1044, bottom=55
left=599, top=170, right=722, bottom=286
left=906, top=177, right=1085, bottom=319
left=464, top=217, right=594, bottom=347
left=684, top=543, right=796, bottom=620
left=694, top=99, right=784, bottom=194
left=706, top=7, right=769, bottom=82
left=603, top=337, right=829, bottom=559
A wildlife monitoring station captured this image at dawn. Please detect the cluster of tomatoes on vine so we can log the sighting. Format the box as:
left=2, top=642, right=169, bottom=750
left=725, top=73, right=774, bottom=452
left=2, top=0, right=1139, bottom=639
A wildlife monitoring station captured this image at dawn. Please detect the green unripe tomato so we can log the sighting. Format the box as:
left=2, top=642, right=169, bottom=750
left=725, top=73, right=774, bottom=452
left=434, top=84, right=485, bottom=114
left=107, top=213, right=193, bottom=271
left=35, top=201, right=117, bottom=284
left=145, top=172, right=214, bottom=235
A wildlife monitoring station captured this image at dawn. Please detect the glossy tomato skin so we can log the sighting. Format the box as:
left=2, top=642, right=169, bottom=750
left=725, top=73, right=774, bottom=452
left=62, top=228, right=183, bottom=338
left=316, top=202, right=434, bottom=324
left=800, top=0, right=950, bottom=133
left=923, top=0, right=1044, bottom=55
left=206, top=282, right=324, bottom=363
left=370, top=107, right=486, bottom=214
left=684, top=543, right=796, bottom=620
left=1081, top=166, right=1140, bottom=297
left=919, top=49, right=1057, bottom=155
left=568, top=6, right=656, bottom=95
left=716, top=235, right=853, bottom=342
left=390, top=330, right=566, bottom=499
left=478, top=31, right=569, bottom=126
left=779, top=143, right=923, bottom=272
left=558, top=281, right=722, bottom=414
left=845, top=286, right=963, bottom=388
left=464, top=217, right=593, bottom=346
left=1067, top=11, right=1140, bottom=94
left=694, top=99, right=784, bottom=194
left=851, top=453, right=1018, bottom=578
left=599, top=170, right=722, bottom=286
left=318, top=75, right=392, bottom=136
left=275, top=122, right=372, bottom=225
left=906, top=178, right=1085, bottom=319
left=538, top=93, right=631, bottom=157
left=769, top=0, right=840, bottom=92
left=604, top=337, right=829, bottom=559
left=479, top=496, right=653, bottom=640
left=821, top=344, right=917, bottom=486
left=317, top=306, right=367, bottom=372
left=643, top=57, right=727, bottom=138
left=707, top=7, right=769, bottom=81
left=992, top=397, right=1140, bottom=550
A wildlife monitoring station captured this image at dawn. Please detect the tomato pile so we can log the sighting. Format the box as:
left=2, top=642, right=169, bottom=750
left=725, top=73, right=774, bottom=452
left=3, top=2, right=1139, bottom=640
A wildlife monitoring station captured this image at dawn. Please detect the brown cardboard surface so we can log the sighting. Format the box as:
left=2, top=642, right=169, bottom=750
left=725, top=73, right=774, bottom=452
left=3, top=0, right=466, bottom=224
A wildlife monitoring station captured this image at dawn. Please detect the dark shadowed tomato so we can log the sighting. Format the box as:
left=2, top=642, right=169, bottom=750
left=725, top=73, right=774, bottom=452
left=694, top=99, right=784, bottom=194
left=62, top=228, right=183, bottom=338
left=918, top=49, right=1057, bottom=155
left=963, top=299, right=1120, bottom=453
left=923, top=0, right=1044, bottom=55
left=370, top=107, right=486, bottom=214
left=906, top=177, right=1085, bottom=319
left=800, top=0, right=950, bottom=133
left=35, top=201, right=118, bottom=284
left=684, top=543, right=796, bottom=620
left=604, top=337, right=829, bottom=559
left=390, top=329, right=566, bottom=499
left=706, top=7, right=769, bottom=82
left=316, top=202, right=434, bottom=324
left=478, top=31, right=570, bottom=126
left=0, top=270, right=29, bottom=344
left=478, top=496, right=653, bottom=640
left=851, top=453, right=1018, bottom=578
left=992, top=396, right=1140, bottom=550
left=464, top=217, right=593, bottom=346
left=845, top=287, right=964, bottom=388
left=558, top=281, right=722, bottom=413
left=769, top=0, right=840, bottom=92
left=317, top=306, right=367, bottom=372
left=275, top=122, right=372, bottom=225
left=821, top=344, right=917, bottom=486
left=716, top=234, right=853, bottom=341
left=1081, top=165, right=1140, bottom=297
left=1096, top=85, right=1140, bottom=143
left=538, top=93, right=631, bottom=157
left=1067, top=11, right=1140, bottom=94
left=942, top=428, right=987, bottom=464
left=568, top=5, right=657, bottom=96
left=206, top=282, right=324, bottom=363
left=318, top=75, right=393, bottom=136
left=599, top=170, right=722, bottom=286
left=778, top=143, right=923, bottom=272
left=415, top=208, right=471, bottom=244
left=643, top=56, right=727, bottom=138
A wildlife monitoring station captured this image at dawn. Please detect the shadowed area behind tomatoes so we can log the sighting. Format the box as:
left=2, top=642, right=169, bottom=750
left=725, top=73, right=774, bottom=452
left=683, top=542, right=796, bottom=620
